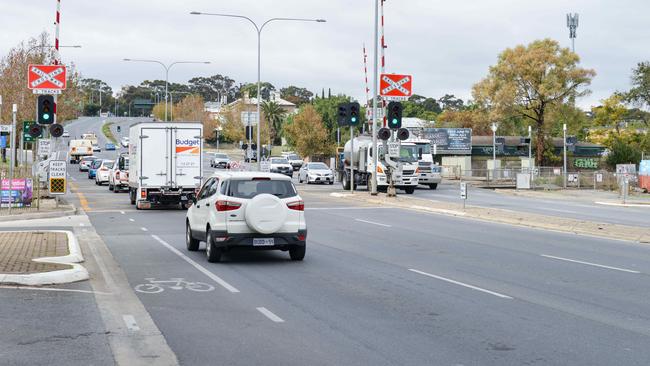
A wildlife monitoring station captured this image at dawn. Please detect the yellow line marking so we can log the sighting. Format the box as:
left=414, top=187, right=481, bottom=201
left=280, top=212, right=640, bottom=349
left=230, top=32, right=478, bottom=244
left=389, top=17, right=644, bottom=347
left=69, top=182, right=91, bottom=212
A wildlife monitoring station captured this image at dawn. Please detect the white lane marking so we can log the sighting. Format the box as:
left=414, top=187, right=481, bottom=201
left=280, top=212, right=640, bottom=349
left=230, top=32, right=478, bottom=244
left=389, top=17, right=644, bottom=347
left=79, top=223, right=85, bottom=226
left=0, top=285, right=111, bottom=295
left=408, top=269, right=513, bottom=299
left=70, top=176, right=77, bottom=181
left=535, top=207, right=578, bottom=214
left=306, top=206, right=393, bottom=210
left=122, top=314, right=140, bottom=331
left=354, top=218, right=391, bottom=227
left=141, top=227, right=148, bottom=232
left=120, top=211, right=125, bottom=215
left=540, top=254, right=641, bottom=274
left=595, top=201, right=650, bottom=208
left=129, top=218, right=135, bottom=222
left=150, top=235, right=240, bottom=293
left=256, top=307, right=285, bottom=323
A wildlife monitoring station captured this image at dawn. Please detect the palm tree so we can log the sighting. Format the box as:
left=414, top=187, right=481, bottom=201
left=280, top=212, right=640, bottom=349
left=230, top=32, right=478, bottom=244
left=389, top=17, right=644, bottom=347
left=262, top=101, right=286, bottom=146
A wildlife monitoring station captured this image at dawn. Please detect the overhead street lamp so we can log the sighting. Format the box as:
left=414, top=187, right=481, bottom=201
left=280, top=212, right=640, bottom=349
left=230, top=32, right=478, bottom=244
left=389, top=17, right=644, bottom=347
left=190, top=11, right=326, bottom=169
left=26, top=44, right=82, bottom=55
left=122, top=59, right=211, bottom=121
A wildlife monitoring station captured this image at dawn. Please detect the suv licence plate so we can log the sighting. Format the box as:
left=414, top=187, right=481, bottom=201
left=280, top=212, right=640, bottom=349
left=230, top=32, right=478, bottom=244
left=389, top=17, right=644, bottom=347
left=253, top=238, right=275, bottom=246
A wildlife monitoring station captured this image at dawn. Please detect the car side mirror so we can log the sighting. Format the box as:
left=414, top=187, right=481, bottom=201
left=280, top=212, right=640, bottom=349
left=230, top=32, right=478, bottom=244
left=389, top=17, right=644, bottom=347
left=190, top=195, right=197, bottom=204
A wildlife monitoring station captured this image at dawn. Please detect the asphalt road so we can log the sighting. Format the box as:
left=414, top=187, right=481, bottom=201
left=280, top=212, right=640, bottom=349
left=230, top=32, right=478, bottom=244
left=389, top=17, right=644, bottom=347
left=46, top=117, right=650, bottom=365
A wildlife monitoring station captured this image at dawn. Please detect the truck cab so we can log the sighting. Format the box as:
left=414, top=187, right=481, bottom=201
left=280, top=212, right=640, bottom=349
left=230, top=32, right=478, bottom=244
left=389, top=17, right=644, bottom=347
left=402, top=138, right=442, bottom=189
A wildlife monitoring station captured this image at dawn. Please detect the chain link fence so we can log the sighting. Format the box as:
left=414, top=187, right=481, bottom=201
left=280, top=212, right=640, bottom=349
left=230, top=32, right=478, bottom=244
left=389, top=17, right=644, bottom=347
left=441, top=164, right=638, bottom=191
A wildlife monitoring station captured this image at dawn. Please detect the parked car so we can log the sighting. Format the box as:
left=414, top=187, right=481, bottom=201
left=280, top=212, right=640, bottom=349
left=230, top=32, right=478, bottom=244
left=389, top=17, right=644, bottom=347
left=210, top=153, right=230, bottom=169
left=282, top=152, right=304, bottom=171
left=92, top=144, right=101, bottom=152
left=268, top=157, right=293, bottom=177
left=108, top=155, right=129, bottom=192
left=185, top=172, right=306, bottom=262
left=105, top=142, right=116, bottom=151
left=88, top=159, right=102, bottom=179
left=79, top=156, right=98, bottom=172
left=95, top=159, right=115, bottom=185
left=62, top=130, right=70, bottom=138
left=120, top=137, right=130, bottom=148
left=298, top=162, right=334, bottom=184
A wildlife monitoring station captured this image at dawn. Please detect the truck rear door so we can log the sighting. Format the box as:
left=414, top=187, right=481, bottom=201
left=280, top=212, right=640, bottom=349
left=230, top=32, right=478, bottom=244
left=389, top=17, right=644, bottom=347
left=140, top=127, right=169, bottom=187
left=171, top=127, right=202, bottom=188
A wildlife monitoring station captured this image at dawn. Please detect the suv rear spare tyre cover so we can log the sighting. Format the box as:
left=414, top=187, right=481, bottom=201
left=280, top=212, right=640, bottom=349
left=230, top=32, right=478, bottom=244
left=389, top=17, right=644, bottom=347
left=245, top=193, right=287, bottom=234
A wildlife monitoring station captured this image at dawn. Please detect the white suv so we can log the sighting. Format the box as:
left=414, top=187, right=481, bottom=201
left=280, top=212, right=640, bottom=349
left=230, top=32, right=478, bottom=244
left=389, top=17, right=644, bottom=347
left=185, top=172, right=307, bottom=262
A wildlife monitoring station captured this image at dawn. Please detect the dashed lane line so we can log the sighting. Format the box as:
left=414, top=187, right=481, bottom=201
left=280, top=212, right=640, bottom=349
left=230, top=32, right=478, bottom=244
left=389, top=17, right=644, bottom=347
left=541, top=254, right=641, bottom=274
left=354, top=218, right=392, bottom=227
left=408, top=269, right=513, bottom=299
left=256, top=307, right=285, bottom=323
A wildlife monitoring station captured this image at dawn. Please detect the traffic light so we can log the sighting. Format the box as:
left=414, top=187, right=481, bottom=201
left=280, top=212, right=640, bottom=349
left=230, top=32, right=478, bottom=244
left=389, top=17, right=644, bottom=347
left=337, top=103, right=349, bottom=126
left=377, top=127, right=391, bottom=141
left=37, top=95, right=54, bottom=124
left=251, top=143, right=257, bottom=151
left=349, top=102, right=360, bottom=126
left=242, top=143, right=248, bottom=150
left=396, top=128, right=410, bottom=141
left=50, top=123, right=64, bottom=138
left=117, top=126, right=121, bottom=133
left=28, top=124, right=43, bottom=138
left=387, top=101, right=403, bottom=129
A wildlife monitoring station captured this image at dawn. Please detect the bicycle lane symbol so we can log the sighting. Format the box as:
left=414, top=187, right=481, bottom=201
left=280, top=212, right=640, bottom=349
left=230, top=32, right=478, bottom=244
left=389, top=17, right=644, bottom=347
left=134, top=278, right=215, bottom=294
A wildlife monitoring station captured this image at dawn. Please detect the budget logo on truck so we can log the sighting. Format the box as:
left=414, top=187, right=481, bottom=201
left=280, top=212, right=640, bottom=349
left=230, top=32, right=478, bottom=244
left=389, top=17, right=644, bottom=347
left=175, top=138, right=200, bottom=154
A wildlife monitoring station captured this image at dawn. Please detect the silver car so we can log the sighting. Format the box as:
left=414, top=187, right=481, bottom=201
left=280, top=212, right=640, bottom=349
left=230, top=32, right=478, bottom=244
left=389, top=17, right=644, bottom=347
left=298, top=162, right=334, bottom=184
left=210, top=153, right=230, bottom=168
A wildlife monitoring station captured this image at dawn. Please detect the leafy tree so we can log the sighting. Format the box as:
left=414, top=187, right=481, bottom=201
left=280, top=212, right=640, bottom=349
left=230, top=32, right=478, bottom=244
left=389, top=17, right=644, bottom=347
left=438, top=94, right=464, bottom=111
left=591, top=94, right=627, bottom=133
left=280, top=86, right=313, bottom=106
left=606, top=137, right=642, bottom=168
left=83, top=104, right=101, bottom=116
left=437, top=107, right=492, bottom=134
left=472, top=38, right=596, bottom=165
left=261, top=101, right=286, bottom=145
left=623, top=62, right=650, bottom=127
left=312, top=94, right=357, bottom=139
left=188, top=74, right=236, bottom=102
left=284, top=105, right=334, bottom=158
left=239, top=82, right=275, bottom=99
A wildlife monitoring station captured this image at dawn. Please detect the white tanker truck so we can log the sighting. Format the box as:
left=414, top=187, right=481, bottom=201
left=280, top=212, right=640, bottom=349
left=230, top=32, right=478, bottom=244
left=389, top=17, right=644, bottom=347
left=340, top=135, right=419, bottom=194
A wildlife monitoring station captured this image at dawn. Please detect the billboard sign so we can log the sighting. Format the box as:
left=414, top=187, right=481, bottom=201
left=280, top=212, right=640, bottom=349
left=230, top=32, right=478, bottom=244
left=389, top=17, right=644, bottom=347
left=421, top=128, right=472, bottom=155
left=1, top=178, right=33, bottom=207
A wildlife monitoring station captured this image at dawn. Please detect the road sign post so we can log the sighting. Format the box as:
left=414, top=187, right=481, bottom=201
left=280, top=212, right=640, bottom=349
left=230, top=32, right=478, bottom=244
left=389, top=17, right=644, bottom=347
left=460, top=181, right=467, bottom=209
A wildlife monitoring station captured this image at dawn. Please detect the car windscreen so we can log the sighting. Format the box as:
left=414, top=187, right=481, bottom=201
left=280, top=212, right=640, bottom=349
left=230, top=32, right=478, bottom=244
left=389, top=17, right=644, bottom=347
left=415, top=143, right=431, bottom=155
left=103, top=161, right=115, bottom=169
left=288, top=154, right=300, bottom=160
left=308, top=163, right=329, bottom=170
left=227, top=179, right=297, bottom=199
left=270, top=158, right=289, bottom=164
left=214, top=154, right=228, bottom=159
left=91, top=160, right=102, bottom=168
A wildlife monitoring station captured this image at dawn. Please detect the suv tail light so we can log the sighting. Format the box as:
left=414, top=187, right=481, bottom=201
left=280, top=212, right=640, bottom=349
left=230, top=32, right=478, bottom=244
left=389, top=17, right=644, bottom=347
left=216, top=200, right=241, bottom=211
left=140, top=189, right=147, bottom=198
left=287, top=200, right=304, bottom=211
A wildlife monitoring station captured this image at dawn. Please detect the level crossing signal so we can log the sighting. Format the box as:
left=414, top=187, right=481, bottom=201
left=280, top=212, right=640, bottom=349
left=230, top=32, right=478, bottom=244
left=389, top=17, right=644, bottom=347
left=37, top=95, right=55, bottom=124
left=337, top=102, right=361, bottom=127
left=387, top=102, right=403, bottom=129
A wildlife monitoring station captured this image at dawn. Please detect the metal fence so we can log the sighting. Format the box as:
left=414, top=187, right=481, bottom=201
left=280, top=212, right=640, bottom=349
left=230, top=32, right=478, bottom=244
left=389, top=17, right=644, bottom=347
left=441, top=165, right=637, bottom=191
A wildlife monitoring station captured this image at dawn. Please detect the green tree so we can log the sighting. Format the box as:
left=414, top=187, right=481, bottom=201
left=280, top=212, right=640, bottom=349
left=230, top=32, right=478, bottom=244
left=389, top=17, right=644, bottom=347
left=239, top=82, right=275, bottom=99
left=284, top=105, right=334, bottom=158
left=280, top=86, right=313, bottom=106
left=623, top=62, right=650, bottom=127
left=261, top=101, right=286, bottom=145
left=472, top=39, right=595, bottom=165
left=591, top=94, right=627, bottom=133
left=606, top=137, right=642, bottom=168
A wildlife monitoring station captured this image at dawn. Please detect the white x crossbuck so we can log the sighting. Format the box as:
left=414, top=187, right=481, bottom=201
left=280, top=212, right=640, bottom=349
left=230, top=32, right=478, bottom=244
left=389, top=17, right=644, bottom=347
left=30, top=66, right=65, bottom=88
left=381, top=75, right=411, bottom=95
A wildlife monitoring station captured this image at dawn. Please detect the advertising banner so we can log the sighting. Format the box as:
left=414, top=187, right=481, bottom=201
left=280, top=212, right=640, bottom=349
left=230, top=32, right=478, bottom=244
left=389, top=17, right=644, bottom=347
left=0, top=178, right=33, bottom=207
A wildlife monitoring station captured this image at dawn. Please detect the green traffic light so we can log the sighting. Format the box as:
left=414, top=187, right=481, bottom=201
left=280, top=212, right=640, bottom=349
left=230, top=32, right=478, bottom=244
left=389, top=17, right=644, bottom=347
left=351, top=117, right=357, bottom=123
left=392, top=118, right=398, bottom=124
left=43, top=114, right=50, bottom=120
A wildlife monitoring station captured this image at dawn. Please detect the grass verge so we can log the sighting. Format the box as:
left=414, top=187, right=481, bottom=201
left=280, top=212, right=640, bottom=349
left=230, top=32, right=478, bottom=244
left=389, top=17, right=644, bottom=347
left=102, top=122, right=117, bottom=144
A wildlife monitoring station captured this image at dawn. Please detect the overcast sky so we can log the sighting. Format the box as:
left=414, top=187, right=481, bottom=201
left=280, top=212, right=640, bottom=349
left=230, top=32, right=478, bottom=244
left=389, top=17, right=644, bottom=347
left=3, top=0, right=650, bottom=109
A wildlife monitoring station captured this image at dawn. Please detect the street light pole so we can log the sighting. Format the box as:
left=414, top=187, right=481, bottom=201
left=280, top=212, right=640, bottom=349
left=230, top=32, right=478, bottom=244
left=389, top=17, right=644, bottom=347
left=563, top=123, right=567, bottom=189
left=123, top=59, right=210, bottom=121
left=491, top=122, right=498, bottom=182
left=528, top=125, right=532, bottom=162
left=190, top=11, right=325, bottom=169
left=371, top=0, right=379, bottom=195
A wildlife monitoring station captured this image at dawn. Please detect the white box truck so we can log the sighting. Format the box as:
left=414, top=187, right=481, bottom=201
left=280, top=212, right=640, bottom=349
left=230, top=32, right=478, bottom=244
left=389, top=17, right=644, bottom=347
left=402, top=137, right=442, bottom=189
left=128, top=122, right=203, bottom=209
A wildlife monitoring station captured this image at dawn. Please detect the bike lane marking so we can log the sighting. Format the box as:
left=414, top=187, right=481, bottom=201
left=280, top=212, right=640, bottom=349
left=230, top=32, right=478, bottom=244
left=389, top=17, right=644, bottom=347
left=150, top=234, right=240, bottom=293
left=256, top=307, right=285, bottom=323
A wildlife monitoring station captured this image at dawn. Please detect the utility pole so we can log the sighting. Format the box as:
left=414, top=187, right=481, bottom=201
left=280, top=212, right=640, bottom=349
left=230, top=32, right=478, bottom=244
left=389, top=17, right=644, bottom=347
left=8, top=104, right=17, bottom=213
left=563, top=123, right=567, bottom=189
left=567, top=13, right=579, bottom=53
left=370, top=0, right=380, bottom=195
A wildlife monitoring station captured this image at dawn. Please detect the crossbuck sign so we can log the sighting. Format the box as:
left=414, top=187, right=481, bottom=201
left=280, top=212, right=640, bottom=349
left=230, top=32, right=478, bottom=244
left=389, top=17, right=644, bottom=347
left=27, top=64, right=67, bottom=94
left=380, top=74, right=412, bottom=99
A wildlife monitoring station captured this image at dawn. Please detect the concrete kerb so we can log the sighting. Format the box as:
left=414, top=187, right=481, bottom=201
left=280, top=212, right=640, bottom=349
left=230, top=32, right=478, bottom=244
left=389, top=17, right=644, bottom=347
left=0, top=207, right=77, bottom=222
left=329, top=192, right=650, bottom=244
left=0, top=230, right=89, bottom=286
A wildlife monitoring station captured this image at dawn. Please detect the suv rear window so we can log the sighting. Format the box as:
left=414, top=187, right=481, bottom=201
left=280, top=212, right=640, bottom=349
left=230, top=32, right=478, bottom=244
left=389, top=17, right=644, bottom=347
left=227, top=179, right=297, bottom=199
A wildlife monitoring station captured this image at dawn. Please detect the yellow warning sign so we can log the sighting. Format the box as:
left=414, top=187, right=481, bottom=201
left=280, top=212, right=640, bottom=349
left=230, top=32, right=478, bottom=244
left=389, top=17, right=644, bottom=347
left=49, top=177, right=66, bottom=195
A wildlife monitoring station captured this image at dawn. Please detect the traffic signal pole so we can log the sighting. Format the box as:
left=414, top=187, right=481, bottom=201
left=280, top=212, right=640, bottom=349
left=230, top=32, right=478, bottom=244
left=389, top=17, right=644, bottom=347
left=370, top=0, right=380, bottom=195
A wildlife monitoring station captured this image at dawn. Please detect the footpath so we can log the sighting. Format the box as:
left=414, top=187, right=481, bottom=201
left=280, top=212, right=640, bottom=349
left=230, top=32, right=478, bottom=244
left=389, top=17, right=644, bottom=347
left=330, top=191, right=650, bottom=244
